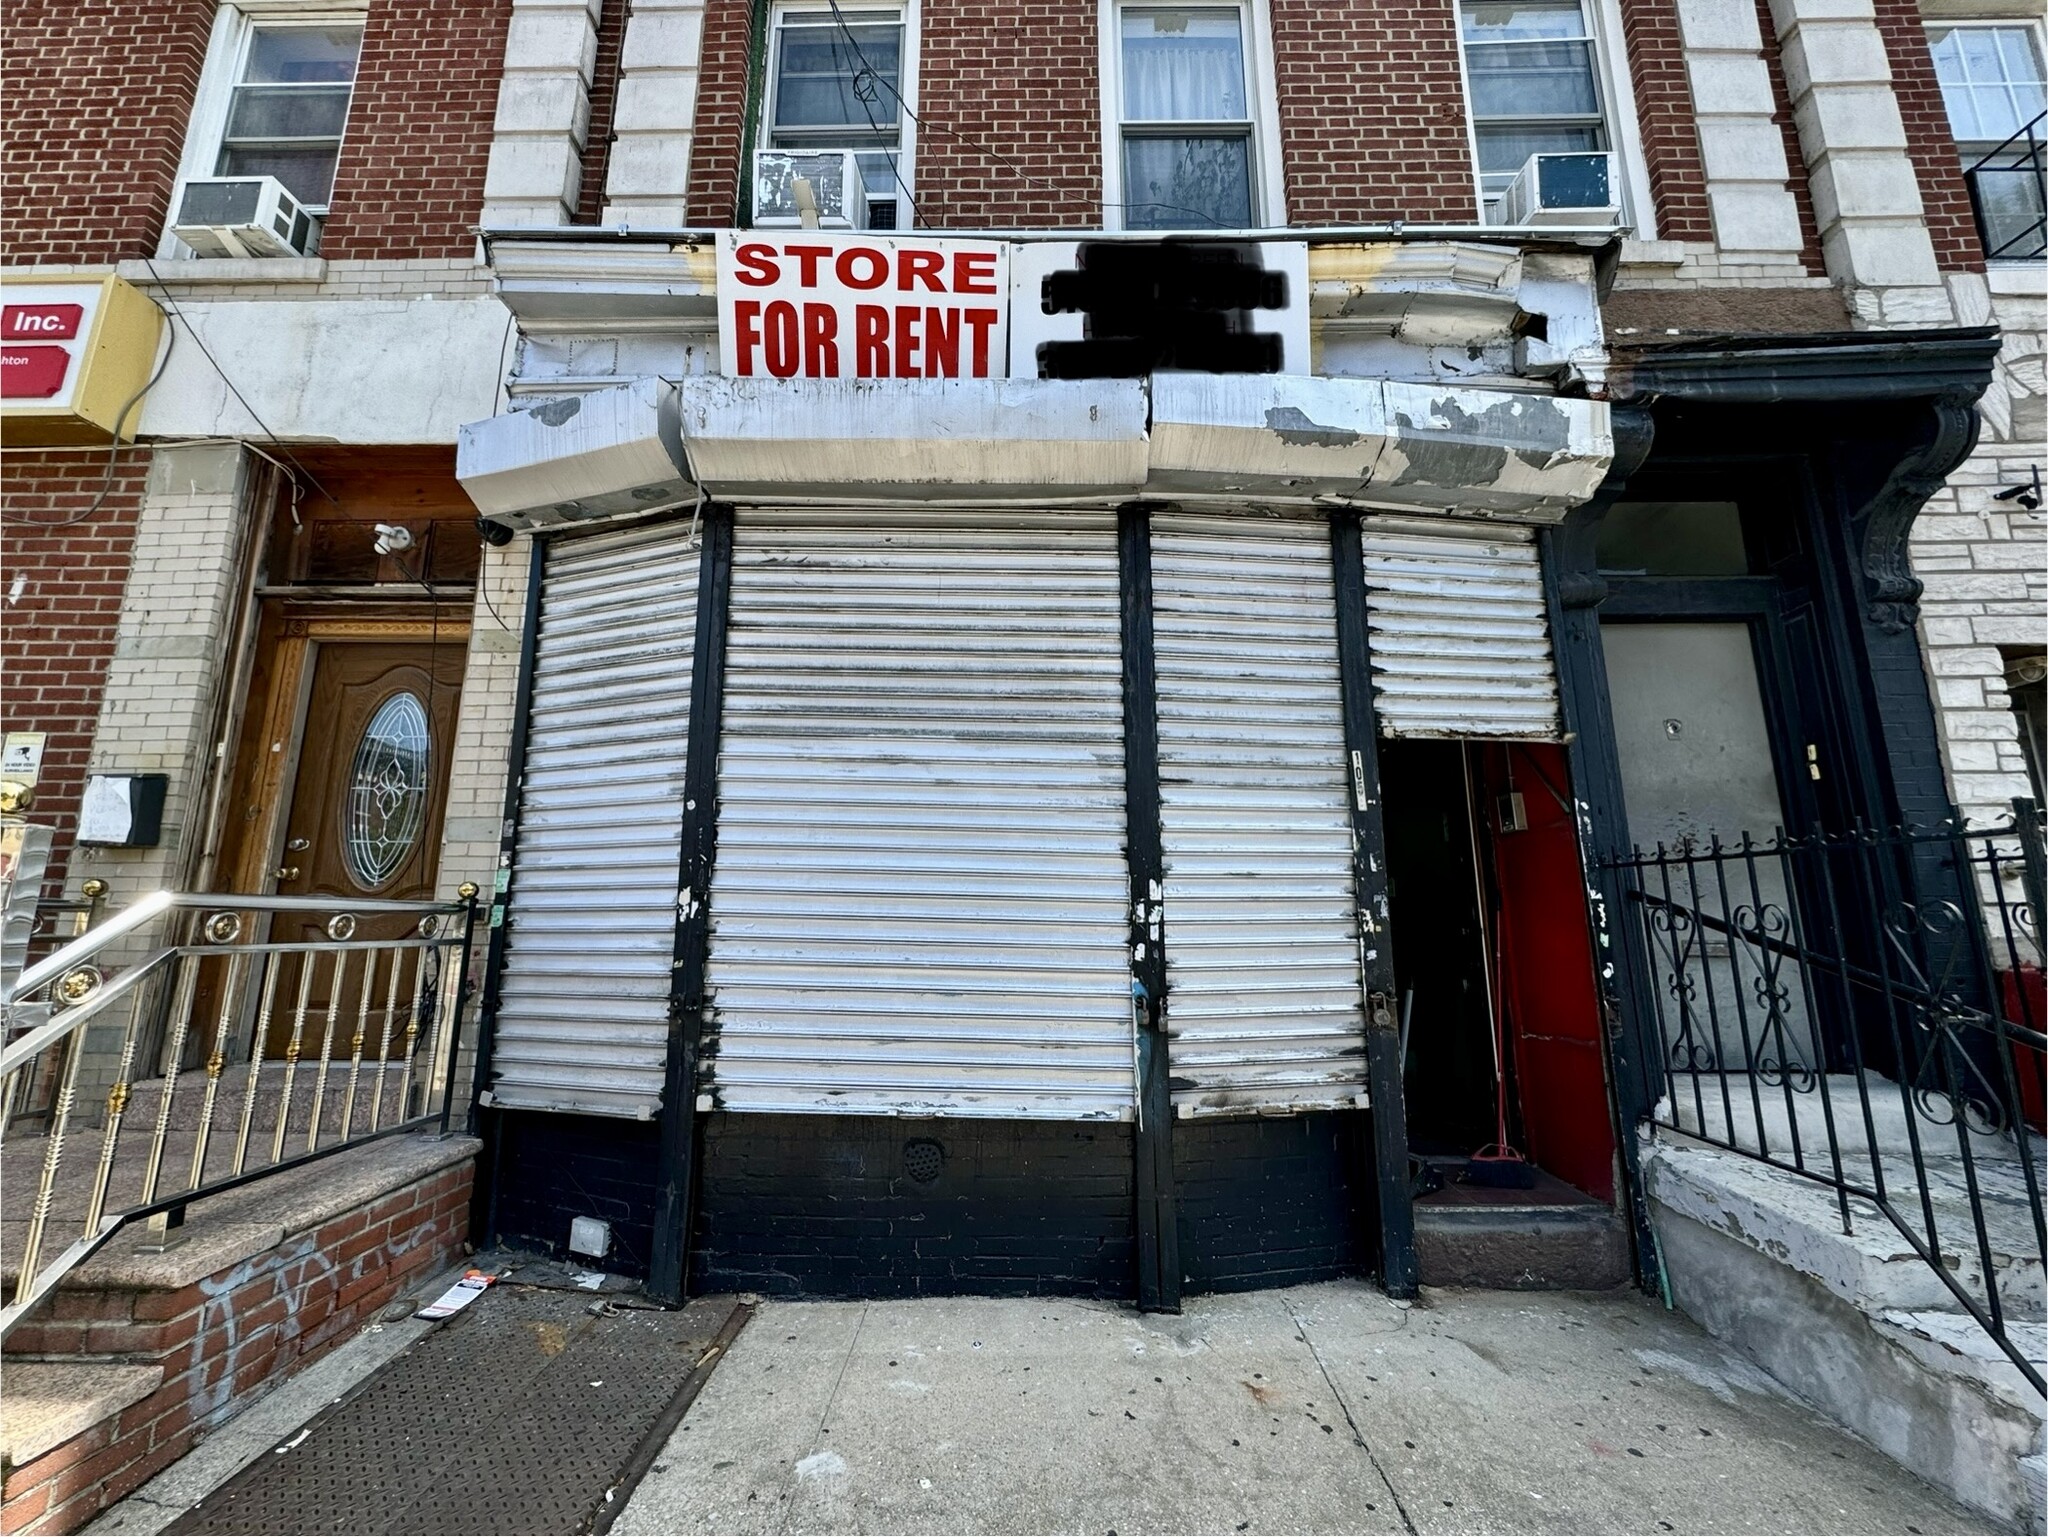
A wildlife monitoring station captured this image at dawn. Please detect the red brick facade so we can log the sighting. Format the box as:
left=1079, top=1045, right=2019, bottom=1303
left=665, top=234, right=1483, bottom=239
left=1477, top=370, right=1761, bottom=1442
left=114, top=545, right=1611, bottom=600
left=1753, top=0, right=1827, bottom=276
left=1872, top=0, right=1984, bottom=272
left=320, top=0, right=513, bottom=259
left=912, top=0, right=1102, bottom=228
left=576, top=0, right=631, bottom=224
left=0, top=1155, right=472, bottom=1537
left=0, top=0, right=212, bottom=266
left=1616, top=0, right=1712, bottom=240
left=685, top=0, right=759, bottom=225
left=0, top=454, right=145, bottom=905
left=1269, top=0, right=1479, bottom=224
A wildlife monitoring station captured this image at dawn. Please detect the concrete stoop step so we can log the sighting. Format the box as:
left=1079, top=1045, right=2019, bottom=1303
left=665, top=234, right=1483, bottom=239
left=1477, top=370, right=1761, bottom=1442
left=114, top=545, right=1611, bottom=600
left=1413, top=1165, right=1632, bottom=1290
left=1642, top=1133, right=2046, bottom=1531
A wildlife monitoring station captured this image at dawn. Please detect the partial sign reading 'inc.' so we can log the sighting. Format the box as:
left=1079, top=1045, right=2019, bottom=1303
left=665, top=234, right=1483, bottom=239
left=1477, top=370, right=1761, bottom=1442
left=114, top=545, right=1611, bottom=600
left=716, top=232, right=1010, bottom=381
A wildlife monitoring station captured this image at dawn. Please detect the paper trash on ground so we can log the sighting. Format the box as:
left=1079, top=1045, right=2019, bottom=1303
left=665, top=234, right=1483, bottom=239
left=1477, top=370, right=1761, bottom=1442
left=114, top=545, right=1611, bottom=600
left=417, top=1269, right=498, bottom=1319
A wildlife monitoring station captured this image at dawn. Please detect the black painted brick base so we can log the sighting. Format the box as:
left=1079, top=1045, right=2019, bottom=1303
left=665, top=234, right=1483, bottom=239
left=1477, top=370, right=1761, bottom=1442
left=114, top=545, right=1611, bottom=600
left=485, top=1108, right=662, bottom=1278
left=1174, top=1111, right=1372, bottom=1292
left=691, top=1114, right=1137, bottom=1298
left=485, top=1108, right=1379, bottom=1298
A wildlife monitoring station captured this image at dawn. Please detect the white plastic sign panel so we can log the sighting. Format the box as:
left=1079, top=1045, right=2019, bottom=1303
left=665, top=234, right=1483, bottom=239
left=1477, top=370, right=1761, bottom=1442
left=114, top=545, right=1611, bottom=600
left=1008, top=240, right=1311, bottom=379
left=716, top=232, right=1010, bottom=381
left=0, top=282, right=104, bottom=408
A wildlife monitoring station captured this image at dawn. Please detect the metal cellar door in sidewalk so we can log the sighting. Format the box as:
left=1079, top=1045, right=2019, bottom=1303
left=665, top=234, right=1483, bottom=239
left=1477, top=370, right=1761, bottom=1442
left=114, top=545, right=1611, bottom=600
left=703, top=510, right=1135, bottom=1119
left=487, top=519, right=700, bottom=1118
left=1149, top=513, right=1369, bottom=1115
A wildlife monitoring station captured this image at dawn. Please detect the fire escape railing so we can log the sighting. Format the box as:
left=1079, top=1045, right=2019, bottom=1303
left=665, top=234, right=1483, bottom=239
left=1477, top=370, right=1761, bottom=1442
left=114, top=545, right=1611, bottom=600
left=1965, top=110, right=2047, bottom=262
left=1, top=888, right=479, bottom=1338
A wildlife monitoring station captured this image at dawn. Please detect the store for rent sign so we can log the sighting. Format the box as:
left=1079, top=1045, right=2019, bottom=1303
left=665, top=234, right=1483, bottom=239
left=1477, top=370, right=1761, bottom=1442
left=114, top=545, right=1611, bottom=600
left=717, top=232, right=1010, bottom=381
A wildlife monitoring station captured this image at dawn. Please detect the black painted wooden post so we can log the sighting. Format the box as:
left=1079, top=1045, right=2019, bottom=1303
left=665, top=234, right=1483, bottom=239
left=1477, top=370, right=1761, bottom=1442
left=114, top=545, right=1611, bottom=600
left=1329, top=511, right=1417, bottom=1298
left=1118, top=502, right=1180, bottom=1313
left=649, top=504, right=736, bottom=1306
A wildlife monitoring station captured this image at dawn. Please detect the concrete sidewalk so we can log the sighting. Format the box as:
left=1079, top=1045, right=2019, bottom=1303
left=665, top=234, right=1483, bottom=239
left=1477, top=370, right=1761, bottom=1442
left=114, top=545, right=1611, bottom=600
left=614, top=1283, right=1992, bottom=1536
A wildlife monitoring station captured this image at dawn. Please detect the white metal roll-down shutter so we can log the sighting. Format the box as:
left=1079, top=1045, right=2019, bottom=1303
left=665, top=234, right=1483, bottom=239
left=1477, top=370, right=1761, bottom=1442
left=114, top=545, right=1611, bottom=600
left=1150, top=513, right=1369, bottom=1115
left=1361, top=517, right=1560, bottom=739
left=488, top=519, right=698, bottom=1119
left=705, top=510, right=1135, bottom=1120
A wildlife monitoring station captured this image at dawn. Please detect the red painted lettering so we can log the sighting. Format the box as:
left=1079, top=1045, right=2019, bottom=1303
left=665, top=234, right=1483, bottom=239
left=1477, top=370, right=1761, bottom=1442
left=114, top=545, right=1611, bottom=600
left=732, top=243, right=780, bottom=286
left=854, top=305, right=890, bottom=376
left=762, top=301, right=800, bottom=378
left=953, top=251, right=998, bottom=295
left=785, top=243, right=834, bottom=287
left=836, top=246, right=888, bottom=290
left=898, top=250, right=945, bottom=292
left=894, top=306, right=921, bottom=378
left=924, top=308, right=959, bottom=377
left=732, top=300, right=763, bottom=376
left=802, top=302, right=839, bottom=376
left=963, top=308, right=999, bottom=377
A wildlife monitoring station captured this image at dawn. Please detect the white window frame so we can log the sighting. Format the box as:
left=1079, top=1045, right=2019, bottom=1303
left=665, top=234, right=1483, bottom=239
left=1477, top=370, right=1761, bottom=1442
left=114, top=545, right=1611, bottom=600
left=1925, top=17, right=2048, bottom=263
left=160, top=2, right=368, bottom=259
left=1096, top=0, right=1287, bottom=232
left=760, top=0, right=921, bottom=230
left=1451, top=0, right=1658, bottom=235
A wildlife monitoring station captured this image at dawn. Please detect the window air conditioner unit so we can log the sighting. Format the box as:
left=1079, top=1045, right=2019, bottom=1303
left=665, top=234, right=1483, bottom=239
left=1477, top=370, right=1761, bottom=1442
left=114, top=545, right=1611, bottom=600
left=752, top=150, right=868, bottom=230
left=1497, top=152, right=1620, bottom=228
left=172, top=176, right=319, bottom=258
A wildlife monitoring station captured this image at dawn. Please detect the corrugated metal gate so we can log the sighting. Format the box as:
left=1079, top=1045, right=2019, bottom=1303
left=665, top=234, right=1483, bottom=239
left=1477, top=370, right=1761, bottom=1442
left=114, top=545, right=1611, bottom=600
left=1361, top=518, right=1560, bottom=740
left=1150, top=513, right=1369, bottom=1115
left=702, top=511, right=1136, bottom=1119
left=488, top=520, right=699, bottom=1119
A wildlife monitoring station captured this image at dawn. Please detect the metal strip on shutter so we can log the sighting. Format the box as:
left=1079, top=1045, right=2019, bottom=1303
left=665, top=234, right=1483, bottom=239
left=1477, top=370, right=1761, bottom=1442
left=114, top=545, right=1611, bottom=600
left=488, top=519, right=698, bottom=1119
left=1361, top=517, right=1560, bottom=740
left=1150, top=513, right=1369, bottom=1116
left=705, top=509, right=1135, bottom=1120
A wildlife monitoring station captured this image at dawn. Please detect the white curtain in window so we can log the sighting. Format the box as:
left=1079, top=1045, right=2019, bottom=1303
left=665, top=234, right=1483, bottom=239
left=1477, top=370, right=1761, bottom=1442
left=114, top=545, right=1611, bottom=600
left=1122, top=10, right=1247, bottom=121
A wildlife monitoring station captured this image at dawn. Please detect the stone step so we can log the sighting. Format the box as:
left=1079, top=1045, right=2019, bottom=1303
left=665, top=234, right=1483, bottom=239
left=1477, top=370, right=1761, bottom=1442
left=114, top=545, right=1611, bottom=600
left=1643, top=1132, right=2046, bottom=1531
left=1413, top=1167, right=1631, bottom=1290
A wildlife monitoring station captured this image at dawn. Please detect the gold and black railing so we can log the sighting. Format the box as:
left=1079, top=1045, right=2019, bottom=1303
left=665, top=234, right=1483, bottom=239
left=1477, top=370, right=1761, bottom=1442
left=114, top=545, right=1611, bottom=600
left=0, top=887, right=479, bottom=1338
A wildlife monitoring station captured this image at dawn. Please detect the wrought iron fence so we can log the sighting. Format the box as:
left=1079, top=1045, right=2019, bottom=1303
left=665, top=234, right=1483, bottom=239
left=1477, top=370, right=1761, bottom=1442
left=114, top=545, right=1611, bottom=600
left=1, top=888, right=479, bottom=1337
left=1602, top=803, right=2046, bottom=1395
left=1965, top=111, right=2047, bottom=262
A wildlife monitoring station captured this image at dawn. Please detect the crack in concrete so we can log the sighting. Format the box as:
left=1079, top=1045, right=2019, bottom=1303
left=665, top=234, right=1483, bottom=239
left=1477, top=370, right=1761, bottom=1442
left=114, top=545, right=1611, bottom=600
left=776, top=1301, right=868, bottom=1535
left=1284, top=1295, right=1417, bottom=1536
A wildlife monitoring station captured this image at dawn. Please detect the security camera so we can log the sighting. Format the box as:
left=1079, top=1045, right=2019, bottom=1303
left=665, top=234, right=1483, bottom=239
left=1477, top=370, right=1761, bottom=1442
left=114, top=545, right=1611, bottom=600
left=476, top=517, right=515, bottom=547
left=372, top=523, right=415, bottom=555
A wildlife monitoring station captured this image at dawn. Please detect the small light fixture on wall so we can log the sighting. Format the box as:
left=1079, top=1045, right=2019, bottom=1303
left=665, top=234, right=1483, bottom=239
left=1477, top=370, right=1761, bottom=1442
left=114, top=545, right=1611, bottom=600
left=1992, top=466, right=2042, bottom=512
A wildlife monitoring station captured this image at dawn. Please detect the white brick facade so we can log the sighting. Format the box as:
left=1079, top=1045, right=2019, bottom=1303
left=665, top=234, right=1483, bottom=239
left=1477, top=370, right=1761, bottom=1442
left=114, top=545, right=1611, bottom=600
left=1913, top=267, right=2048, bottom=829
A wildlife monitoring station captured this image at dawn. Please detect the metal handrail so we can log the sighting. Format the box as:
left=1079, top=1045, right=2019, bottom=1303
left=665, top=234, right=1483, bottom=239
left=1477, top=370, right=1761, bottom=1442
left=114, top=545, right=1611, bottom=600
left=1, top=885, right=481, bottom=1338
left=1963, top=110, right=2047, bottom=262
left=1599, top=803, right=2047, bottom=1396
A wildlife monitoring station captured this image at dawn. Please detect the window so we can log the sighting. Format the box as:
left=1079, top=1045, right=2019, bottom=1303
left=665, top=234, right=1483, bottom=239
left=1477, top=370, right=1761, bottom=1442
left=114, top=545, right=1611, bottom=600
left=1113, top=6, right=1258, bottom=229
left=764, top=6, right=911, bottom=229
left=1929, top=25, right=2046, bottom=260
left=215, top=23, right=362, bottom=209
left=1459, top=0, right=1609, bottom=217
left=1596, top=502, right=1753, bottom=577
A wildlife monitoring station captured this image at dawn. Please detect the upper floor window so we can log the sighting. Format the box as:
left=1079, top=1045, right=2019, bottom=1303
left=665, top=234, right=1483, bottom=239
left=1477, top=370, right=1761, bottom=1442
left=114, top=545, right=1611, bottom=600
left=1459, top=0, right=1609, bottom=217
left=1929, top=24, right=2045, bottom=260
left=216, top=23, right=362, bottom=209
left=764, top=5, right=911, bottom=229
left=1113, top=5, right=1259, bottom=229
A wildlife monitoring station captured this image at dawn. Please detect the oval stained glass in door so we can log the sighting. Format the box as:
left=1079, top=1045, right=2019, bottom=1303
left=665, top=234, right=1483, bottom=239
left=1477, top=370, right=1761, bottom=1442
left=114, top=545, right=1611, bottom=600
left=342, top=691, right=431, bottom=889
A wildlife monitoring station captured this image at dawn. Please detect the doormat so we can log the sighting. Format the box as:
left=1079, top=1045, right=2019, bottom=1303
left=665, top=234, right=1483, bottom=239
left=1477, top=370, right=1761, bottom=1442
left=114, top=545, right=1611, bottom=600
left=165, top=1282, right=749, bottom=1536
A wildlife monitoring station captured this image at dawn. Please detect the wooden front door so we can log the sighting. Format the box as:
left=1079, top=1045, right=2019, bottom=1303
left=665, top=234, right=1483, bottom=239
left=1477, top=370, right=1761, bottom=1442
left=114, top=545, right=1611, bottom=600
left=256, top=641, right=465, bottom=1057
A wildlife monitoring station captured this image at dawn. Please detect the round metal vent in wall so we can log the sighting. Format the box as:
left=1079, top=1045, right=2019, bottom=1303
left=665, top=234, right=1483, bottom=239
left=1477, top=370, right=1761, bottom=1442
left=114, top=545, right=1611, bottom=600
left=903, top=1139, right=945, bottom=1185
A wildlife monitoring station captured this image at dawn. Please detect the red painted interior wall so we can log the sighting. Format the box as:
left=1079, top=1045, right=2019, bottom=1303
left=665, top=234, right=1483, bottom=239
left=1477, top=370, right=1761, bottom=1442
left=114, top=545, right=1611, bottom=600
left=1484, top=742, right=1617, bottom=1201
